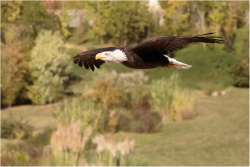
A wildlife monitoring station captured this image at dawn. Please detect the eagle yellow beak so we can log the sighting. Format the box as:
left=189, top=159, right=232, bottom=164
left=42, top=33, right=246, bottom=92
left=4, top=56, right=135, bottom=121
left=95, top=53, right=102, bottom=60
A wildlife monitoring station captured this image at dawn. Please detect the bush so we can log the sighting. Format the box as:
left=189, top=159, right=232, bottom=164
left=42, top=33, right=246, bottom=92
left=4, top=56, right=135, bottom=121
left=231, top=54, right=249, bottom=87
left=27, top=30, right=70, bottom=104
left=231, top=28, right=249, bottom=88
left=150, top=73, right=196, bottom=120
left=92, top=70, right=150, bottom=110
left=56, top=70, right=161, bottom=133
left=27, top=128, right=53, bottom=147
left=1, top=141, right=44, bottom=166
left=1, top=114, right=33, bottom=139
left=117, top=109, right=162, bottom=133
left=54, top=96, right=104, bottom=133
left=88, top=79, right=122, bottom=111
left=1, top=150, right=29, bottom=166
left=86, top=70, right=161, bottom=133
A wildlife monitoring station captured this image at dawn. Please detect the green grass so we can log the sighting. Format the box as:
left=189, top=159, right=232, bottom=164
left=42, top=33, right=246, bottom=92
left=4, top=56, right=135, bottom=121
left=1, top=105, right=56, bottom=131
left=104, top=87, right=249, bottom=166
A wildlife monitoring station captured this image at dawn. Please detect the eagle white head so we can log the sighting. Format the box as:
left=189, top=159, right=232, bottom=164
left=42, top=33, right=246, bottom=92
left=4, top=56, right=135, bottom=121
left=95, top=49, right=128, bottom=63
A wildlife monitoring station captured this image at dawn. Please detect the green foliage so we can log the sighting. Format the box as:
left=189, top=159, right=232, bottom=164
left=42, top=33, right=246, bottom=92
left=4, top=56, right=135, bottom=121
left=231, top=28, right=249, bottom=88
left=1, top=150, right=30, bottom=166
left=208, top=1, right=228, bottom=33
left=1, top=1, right=23, bottom=22
left=92, top=70, right=150, bottom=110
left=88, top=70, right=161, bottom=133
left=20, top=1, right=59, bottom=30
left=28, top=128, right=53, bottom=147
left=55, top=70, right=161, bottom=133
left=1, top=114, right=33, bottom=139
left=117, top=109, right=162, bottom=133
left=58, top=9, right=72, bottom=38
left=54, top=97, right=104, bottom=132
left=150, top=73, right=195, bottom=120
left=1, top=139, right=45, bottom=166
left=85, top=1, right=152, bottom=45
left=1, top=34, right=28, bottom=107
left=27, top=30, right=70, bottom=104
left=1, top=1, right=60, bottom=52
left=172, top=43, right=236, bottom=90
left=89, top=79, right=122, bottom=111
left=158, top=1, right=192, bottom=36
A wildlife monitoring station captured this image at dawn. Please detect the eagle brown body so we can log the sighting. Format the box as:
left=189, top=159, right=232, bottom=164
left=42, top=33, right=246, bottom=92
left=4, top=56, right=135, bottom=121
left=73, top=33, right=230, bottom=71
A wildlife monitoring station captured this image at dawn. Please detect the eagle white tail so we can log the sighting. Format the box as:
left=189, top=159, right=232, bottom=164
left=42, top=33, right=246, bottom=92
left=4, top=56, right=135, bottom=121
left=165, top=55, right=192, bottom=69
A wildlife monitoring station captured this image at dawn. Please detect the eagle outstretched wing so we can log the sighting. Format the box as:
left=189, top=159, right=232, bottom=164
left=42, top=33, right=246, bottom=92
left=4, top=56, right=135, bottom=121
left=73, top=47, right=117, bottom=71
left=129, top=33, right=231, bottom=57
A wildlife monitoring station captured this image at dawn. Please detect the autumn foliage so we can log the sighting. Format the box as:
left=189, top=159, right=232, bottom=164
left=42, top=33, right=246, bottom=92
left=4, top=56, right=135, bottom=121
left=1, top=41, right=28, bottom=107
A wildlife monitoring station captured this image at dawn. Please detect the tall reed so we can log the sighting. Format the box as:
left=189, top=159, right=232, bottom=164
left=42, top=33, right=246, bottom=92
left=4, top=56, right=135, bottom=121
left=92, top=134, right=135, bottom=166
left=50, top=119, right=92, bottom=166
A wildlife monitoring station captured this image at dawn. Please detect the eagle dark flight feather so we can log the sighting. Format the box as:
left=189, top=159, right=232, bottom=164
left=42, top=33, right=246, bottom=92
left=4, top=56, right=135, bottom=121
left=130, top=32, right=230, bottom=55
left=73, top=47, right=116, bottom=71
left=73, top=33, right=231, bottom=71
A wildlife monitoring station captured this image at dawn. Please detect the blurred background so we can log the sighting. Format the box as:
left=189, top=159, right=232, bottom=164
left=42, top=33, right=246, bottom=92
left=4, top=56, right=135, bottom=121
left=1, top=0, right=249, bottom=166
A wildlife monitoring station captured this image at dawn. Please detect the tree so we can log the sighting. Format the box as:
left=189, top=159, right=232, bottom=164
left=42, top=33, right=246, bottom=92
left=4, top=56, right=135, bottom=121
left=27, top=30, right=70, bottom=105
left=191, top=2, right=213, bottom=35
left=85, top=1, right=153, bottom=46
left=1, top=1, right=60, bottom=52
left=1, top=26, right=28, bottom=107
left=161, top=1, right=192, bottom=36
left=109, top=1, right=153, bottom=46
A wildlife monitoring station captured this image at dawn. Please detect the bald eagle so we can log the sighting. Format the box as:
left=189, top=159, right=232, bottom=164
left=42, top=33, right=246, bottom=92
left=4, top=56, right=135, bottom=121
left=73, top=33, right=230, bottom=71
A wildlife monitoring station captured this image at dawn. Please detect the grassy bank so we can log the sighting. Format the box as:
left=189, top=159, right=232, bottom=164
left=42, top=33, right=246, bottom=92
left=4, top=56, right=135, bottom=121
left=104, top=87, right=249, bottom=166
left=1, top=87, right=248, bottom=165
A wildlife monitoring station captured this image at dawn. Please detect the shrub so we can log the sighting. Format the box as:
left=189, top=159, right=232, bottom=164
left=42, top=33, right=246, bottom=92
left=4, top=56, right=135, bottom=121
left=88, top=79, right=122, bottom=111
left=93, top=70, right=150, bottom=110
left=231, top=28, right=249, bottom=88
left=1, top=114, right=33, bottom=140
left=172, top=90, right=196, bottom=121
left=1, top=140, right=46, bottom=166
left=54, top=96, right=104, bottom=133
left=28, top=128, right=53, bottom=147
left=1, top=150, right=29, bottom=166
left=117, top=109, right=162, bottom=133
left=87, top=70, right=161, bottom=133
left=231, top=54, right=249, bottom=88
left=116, top=71, right=150, bottom=109
left=27, top=30, right=70, bottom=104
left=150, top=73, right=196, bottom=120
left=173, top=107, right=196, bottom=121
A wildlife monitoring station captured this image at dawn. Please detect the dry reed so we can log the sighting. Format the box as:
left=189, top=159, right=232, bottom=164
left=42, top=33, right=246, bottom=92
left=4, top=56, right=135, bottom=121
left=92, top=134, right=135, bottom=166
left=50, top=119, right=92, bottom=166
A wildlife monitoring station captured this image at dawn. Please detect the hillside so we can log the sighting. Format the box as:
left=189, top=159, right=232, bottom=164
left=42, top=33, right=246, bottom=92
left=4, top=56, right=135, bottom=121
left=1, top=87, right=248, bottom=166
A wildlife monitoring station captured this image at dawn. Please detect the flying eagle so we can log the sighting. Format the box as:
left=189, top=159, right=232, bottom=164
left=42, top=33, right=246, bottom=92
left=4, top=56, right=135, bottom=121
left=73, top=33, right=230, bottom=71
